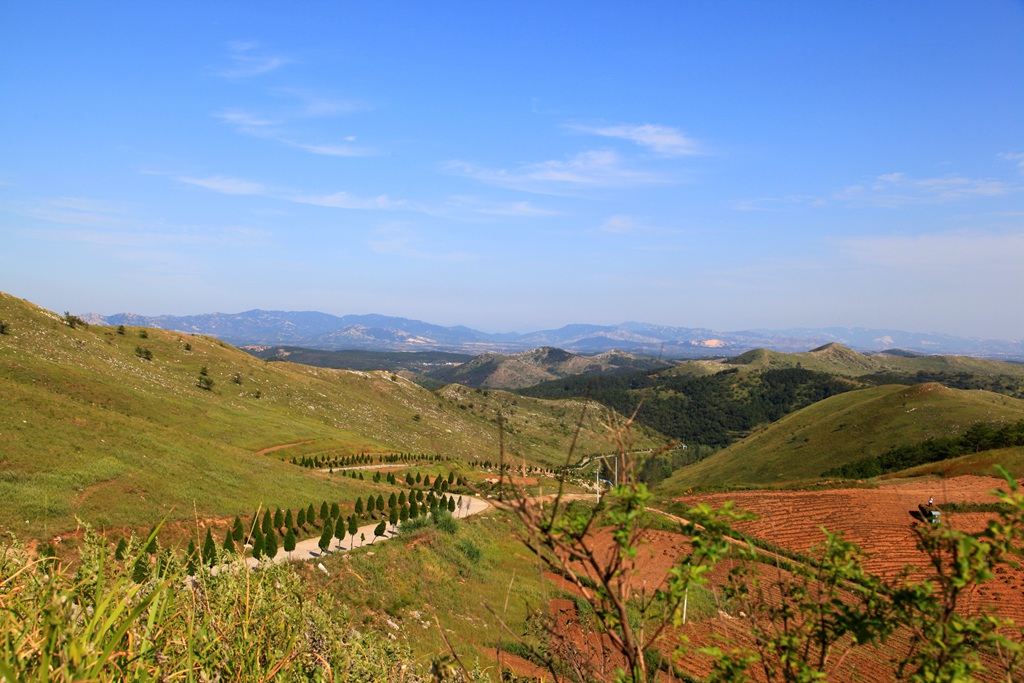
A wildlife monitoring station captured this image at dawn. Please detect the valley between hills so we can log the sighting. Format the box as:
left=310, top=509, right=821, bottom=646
left=2, top=289, right=1024, bottom=682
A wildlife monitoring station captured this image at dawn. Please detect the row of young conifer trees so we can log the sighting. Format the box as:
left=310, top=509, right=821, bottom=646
left=116, top=484, right=467, bottom=578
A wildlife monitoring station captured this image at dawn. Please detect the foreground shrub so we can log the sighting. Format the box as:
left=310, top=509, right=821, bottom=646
left=0, top=529, right=480, bottom=681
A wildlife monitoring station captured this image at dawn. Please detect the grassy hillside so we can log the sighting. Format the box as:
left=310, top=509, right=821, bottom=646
left=0, top=292, right=649, bottom=536
left=659, top=383, right=1024, bottom=490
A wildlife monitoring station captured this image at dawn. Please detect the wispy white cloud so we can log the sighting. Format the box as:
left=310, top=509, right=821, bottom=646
left=442, top=196, right=561, bottom=218
left=476, top=201, right=560, bottom=217
left=832, top=172, right=1013, bottom=207
left=215, top=110, right=280, bottom=135
left=445, top=150, right=664, bottom=194
left=214, top=95, right=371, bottom=156
left=288, top=140, right=373, bottom=157
left=731, top=195, right=821, bottom=212
left=290, top=191, right=405, bottom=211
left=1000, top=152, right=1024, bottom=171
left=570, top=123, right=701, bottom=157
left=174, top=174, right=407, bottom=212
left=271, top=88, right=365, bottom=117
left=218, top=42, right=290, bottom=78
left=595, top=214, right=689, bottom=255
left=178, top=175, right=268, bottom=195
left=13, top=196, right=133, bottom=228
left=735, top=170, right=1018, bottom=211
left=14, top=196, right=271, bottom=260
left=600, top=215, right=644, bottom=233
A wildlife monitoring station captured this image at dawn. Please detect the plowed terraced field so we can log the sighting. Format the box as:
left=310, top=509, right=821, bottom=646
left=676, top=475, right=1024, bottom=626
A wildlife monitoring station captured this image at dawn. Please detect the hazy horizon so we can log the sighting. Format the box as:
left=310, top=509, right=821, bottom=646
left=2, top=2, right=1022, bottom=339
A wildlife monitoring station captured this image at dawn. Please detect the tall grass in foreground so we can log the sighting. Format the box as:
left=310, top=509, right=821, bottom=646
left=0, top=528, right=481, bottom=682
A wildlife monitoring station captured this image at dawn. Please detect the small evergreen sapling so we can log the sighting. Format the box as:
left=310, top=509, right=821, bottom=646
left=318, top=520, right=333, bottom=554
left=334, top=516, right=346, bottom=549
left=202, top=529, right=216, bottom=567
left=185, top=539, right=198, bottom=575
left=222, top=529, right=235, bottom=554
left=347, top=516, right=357, bottom=549
left=373, top=521, right=386, bottom=543
left=284, top=528, right=296, bottom=555
left=263, top=527, right=278, bottom=559
left=251, top=528, right=264, bottom=561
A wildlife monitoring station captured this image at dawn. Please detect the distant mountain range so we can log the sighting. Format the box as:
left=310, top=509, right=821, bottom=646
left=81, top=309, right=1024, bottom=360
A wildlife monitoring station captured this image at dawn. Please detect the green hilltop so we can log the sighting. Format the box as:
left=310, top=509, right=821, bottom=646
left=0, top=292, right=650, bottom=536
left=659, top=382, right=1024, bottom=490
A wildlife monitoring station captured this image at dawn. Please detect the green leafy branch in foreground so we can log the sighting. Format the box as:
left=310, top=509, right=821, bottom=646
left=0, top=527, right=483, bottom=682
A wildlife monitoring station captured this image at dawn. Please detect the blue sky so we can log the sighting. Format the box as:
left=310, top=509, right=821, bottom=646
left=2, top=2, right=1022, bottom=339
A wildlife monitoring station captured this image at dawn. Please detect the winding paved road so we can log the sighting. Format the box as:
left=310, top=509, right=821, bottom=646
left=244, top=495, right=491, bottom=568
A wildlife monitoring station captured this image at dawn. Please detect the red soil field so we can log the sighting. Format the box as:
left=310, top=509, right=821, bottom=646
left=676, top=475, right=1024, bottom=624
left=505, top=476, right=1024, bottom=681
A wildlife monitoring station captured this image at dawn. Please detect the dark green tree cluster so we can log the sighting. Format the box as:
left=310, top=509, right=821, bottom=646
left=134, top=346, right=153, bottom=361
left=196, top=366, right=214, bottom=390
left=520, top=367, right=855, bottom=447
left=823, top=418, right=1024, bottom=479
left=63, top=311, right=88, bottom=329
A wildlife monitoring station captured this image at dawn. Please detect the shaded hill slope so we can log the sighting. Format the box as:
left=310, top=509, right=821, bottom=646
left=659, top=383, right=1024, bottom=489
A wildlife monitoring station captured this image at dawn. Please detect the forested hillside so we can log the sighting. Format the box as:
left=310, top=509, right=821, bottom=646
left=520, top=367, right=856, bottom=447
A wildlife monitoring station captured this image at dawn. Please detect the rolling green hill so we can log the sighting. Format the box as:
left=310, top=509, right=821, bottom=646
left=658, top=382, right=1024, bottom=490
left=0, top=292, right=649, bottom=536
